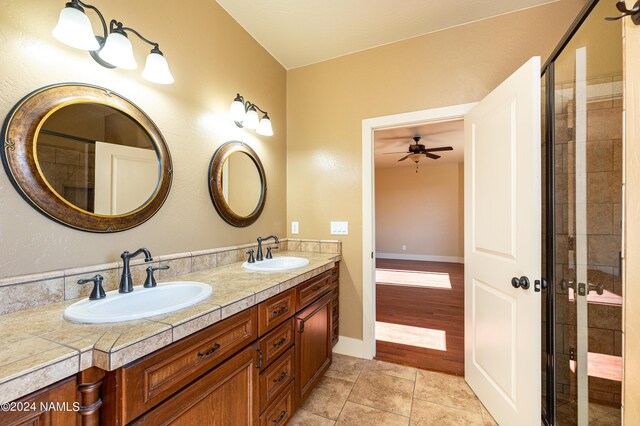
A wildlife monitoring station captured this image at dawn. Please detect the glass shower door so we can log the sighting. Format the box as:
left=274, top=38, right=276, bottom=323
left=552, top=1, right=623, bottom=424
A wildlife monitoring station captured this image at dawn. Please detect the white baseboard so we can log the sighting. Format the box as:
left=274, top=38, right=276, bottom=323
left=376, top=252, right=464, bottom=264
left=332, top=336, right=373, bottom=360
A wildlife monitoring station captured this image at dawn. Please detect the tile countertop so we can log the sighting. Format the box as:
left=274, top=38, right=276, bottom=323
left=0, top=251, right=341, bottom=404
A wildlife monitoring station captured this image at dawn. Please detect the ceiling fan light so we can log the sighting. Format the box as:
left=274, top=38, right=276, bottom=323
left=98, top=30, right=137, bottom=69
left=52, top=3, right=100, bottom=51
left=409, top=153, right=422, bottom=163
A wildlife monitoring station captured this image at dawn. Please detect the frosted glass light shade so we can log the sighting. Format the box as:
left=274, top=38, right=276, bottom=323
left=409, top=153, right=422, bottom=163
left=244, top=107, right=259, bottom=129
left=98, top=32, right=137, bottom=69
left=256, top=116, right=273, bottom=136
left=142, top=52, right=174, bottom=84
left=52, top=6, right=100, bottom=51
left=229, top=99, right=246, bottom=123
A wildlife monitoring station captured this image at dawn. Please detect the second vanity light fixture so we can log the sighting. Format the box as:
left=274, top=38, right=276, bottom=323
left=229, top=94, right=274, bottom=136
left=52, top=0, right=174, bottom=84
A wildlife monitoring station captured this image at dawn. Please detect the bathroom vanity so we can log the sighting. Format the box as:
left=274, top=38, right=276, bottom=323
left=0, top=251, right=340, bottom=426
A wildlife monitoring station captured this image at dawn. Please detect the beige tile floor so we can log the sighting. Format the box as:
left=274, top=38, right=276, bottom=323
left=289, top=353, right=622, bottom=425
left=289, top=353, right=498, bottom=426
left=556, top=398, right=621, bottom=426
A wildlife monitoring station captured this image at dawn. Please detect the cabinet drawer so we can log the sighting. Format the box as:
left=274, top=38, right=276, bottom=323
left=331, top=265, right=339, bottom=283
left=258, top=288, right=296, bottom=336
left=121, top=307, right=257, bottom=423
left=330, top=279, right=339, bottom=298
left=132, top=344, right=259, bottom=426
left=260, top=381, right=294, bottom=426
left=296, top=271, right=332, bottom=309
left=260, top=347, right=294, bottom=412
left=259, top=318, right=294, bottom=371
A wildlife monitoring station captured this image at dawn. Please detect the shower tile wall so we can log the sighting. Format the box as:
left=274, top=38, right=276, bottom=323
left=554, top=74, right=623, bottom=407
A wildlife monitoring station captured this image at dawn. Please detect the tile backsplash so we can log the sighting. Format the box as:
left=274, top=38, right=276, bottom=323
left=0, top=239, right=341, bottom=315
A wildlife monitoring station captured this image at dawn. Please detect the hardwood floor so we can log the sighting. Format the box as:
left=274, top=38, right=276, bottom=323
left=375, top=259, right=464, bottom=376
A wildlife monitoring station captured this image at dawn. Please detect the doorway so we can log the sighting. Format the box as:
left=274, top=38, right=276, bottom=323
left=361, top=103, right=475, bottom=362
left=373, top=120, right=465, bottom=375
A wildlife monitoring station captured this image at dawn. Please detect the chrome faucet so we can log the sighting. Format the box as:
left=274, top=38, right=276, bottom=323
left=119, top=248, right=153, bottom=293
left=256, top=235, right=279, bottom=261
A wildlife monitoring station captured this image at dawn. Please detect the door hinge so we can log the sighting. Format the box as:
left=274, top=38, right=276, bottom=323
left=568, top=236, right=575, bottom=250
left=371, top=251, right=374, bottom=259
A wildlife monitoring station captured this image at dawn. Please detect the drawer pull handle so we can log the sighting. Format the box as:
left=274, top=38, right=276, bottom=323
left=273, top=337, right=287, bottom=348
left=272, top=306, right=289, bottom=316
left=256, top=349, right=263, bottom=369
left=272, top=410, right=287, bottom=424
left=311, top=285, right=321, bottom=291
left=298, top=318, right=305, bottom=333
left=197, top=343, right=221, bottom=358
left=273, top=372, right=288, bottom=383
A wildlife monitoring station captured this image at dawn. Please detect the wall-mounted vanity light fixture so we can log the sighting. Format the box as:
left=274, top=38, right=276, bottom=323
left=52, top=0, right=174, bottom=84
left=229, top=94, right=273, bottom=136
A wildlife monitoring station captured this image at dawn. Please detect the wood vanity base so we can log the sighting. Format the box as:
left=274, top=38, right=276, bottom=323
left=0, top=264, right=339, bottom=426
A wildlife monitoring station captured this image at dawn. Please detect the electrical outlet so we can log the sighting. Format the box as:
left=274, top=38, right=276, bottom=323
left=402, top=245, right=407, bottom=251
left=291, top=221, right=299, bottom=234
left=330, top=221, right=348, bottom=235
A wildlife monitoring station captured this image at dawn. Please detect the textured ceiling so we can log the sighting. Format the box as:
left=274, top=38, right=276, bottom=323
left=374, top=119, right=464, bottom=168
left=216, top=0, right=558, bottom=69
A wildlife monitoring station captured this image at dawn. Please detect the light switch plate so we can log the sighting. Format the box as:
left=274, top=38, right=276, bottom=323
left=291, top=221, right=299, bottom=234
left=330, top=221, right=348, bottom=235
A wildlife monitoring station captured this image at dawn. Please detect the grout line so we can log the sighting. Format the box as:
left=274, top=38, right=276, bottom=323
left=409, top=369, right=417, bottom=422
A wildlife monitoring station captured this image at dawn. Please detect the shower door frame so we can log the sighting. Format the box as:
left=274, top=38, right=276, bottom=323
left=540, top=0, right=609, bottom=424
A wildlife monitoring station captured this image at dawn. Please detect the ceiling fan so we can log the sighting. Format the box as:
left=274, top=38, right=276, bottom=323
left=384, top=136, right=453, bottom=163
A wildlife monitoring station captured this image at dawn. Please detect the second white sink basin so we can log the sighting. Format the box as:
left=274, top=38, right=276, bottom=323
left=63, top=281, right=213, bottom=324
left=243, top=256, right=310, bottom=272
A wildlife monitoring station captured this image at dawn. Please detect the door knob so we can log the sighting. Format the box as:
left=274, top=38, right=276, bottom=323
left=511, top=276, right=530, bottom=290
left=587, top=282, right=604, bottom=295
left=560, top=279, right=575, bottom=292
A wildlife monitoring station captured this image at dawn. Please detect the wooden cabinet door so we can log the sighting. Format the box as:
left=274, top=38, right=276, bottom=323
left=132, top=344, right=259, bottom=425
left=0, top=377, right=77, bottom=426
left=295, top=292, right=333, bottom=405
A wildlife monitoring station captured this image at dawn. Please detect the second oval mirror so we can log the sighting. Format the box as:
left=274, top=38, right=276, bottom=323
left=208, top=141, right=266, bottom=227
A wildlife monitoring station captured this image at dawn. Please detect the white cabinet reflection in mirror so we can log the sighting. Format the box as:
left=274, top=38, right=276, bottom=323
left=94, top=142, right=159, bottom=215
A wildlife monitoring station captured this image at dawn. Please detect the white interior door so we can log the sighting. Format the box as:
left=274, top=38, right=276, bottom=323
left=94, top=142, right=159, bottom=215
left=464, top=56, right=541, bottom=425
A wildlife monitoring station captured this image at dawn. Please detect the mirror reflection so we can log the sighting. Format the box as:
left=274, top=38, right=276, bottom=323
left=36, top=103, right=159, bottom=215
left=221, top=152, right=262, bottom=217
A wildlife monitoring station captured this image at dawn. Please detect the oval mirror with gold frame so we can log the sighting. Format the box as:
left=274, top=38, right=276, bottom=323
left=1, top=83, right=173, bottom=233
left=208, top=141, right=266, bottom=227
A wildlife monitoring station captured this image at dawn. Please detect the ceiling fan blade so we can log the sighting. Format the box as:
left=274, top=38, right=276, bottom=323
left=426, top=153, right=441, bottom=160
left=398, top=155, right=409, bottom=162
left=383, top=151, right=409, bottom=155
left=424, top=146, right=453, bottom=152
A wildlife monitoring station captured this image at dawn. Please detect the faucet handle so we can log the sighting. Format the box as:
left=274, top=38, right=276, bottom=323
left=246, top=249, right=256, bottom=264
left=266, top=246, right=278, bottom=259
left=144, top=265, right=169, bottom=288
left=78, top=274, right=106, bottom=300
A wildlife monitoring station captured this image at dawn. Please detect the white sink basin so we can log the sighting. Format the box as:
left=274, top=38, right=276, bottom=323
left=63, top=281, right=213, bottom=324
left=243, top=256, right=310, bottom=272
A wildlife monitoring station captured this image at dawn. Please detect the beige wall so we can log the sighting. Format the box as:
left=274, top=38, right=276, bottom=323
left=0, top=0, right=286, bottom=278
left=287, top=0, right=586, bottom=340
left=375, top=162, right=463, bottom=260
left=623, top=0, right=640, bottom=421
